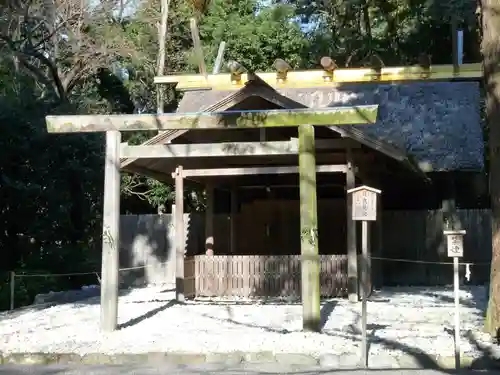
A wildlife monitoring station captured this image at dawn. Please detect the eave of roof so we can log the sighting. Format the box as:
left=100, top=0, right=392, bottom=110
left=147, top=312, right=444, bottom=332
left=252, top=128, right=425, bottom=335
left=121, top=74, right=431, bottom=181
left=120, top=80, right=267, bottom=170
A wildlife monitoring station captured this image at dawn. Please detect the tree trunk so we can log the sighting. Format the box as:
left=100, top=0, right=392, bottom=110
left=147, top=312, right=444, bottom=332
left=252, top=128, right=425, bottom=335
left=481, top=0, right=500, bottom=338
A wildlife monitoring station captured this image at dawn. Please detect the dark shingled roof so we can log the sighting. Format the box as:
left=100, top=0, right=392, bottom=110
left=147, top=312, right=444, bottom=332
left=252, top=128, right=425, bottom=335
left=178, top=82, right=483, bottom=172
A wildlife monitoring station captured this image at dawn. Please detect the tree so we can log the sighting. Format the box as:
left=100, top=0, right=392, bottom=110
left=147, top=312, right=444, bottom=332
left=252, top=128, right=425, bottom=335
left=0, top=60, right=105, bottom=308
left=481, top=0, right=500, bottom=337
left=0, top=0, right=138, bottom=105
left=198, top=0, right=310, bottom=71
left=0, top=0, right=142, bottom=309
left=278, top=0, right=479, bottom=67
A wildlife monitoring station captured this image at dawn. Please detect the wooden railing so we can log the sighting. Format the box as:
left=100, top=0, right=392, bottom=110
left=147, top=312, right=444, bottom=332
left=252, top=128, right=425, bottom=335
left=185, top=255, right=348, bottom=298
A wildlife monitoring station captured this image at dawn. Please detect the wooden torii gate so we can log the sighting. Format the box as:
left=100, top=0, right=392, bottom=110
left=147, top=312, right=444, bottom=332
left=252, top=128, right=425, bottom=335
left=45, top=105, right=378, bottom=332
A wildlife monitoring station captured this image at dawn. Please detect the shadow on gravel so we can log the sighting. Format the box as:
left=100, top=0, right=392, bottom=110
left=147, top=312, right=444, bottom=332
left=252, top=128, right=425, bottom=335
left=319, top=300, right=338, bottom=331
left=194, top=292, right=499, bottom=372
left=0, top=288, right=138, bottom=323
left=196, top=299, right=338, bottom=334
left=118, top=300, right=178, bottom=330
left=420, top=286, right=488, bottom=320
left=0, top=364, right=496, bottom=375
left=322, top=312, right=500, bottom=373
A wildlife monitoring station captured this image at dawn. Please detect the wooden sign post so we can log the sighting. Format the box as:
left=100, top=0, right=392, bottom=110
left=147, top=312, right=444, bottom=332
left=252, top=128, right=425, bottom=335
left=444, top=229, right=466, bottom=370
left=347, top=185, right=381, bottom=369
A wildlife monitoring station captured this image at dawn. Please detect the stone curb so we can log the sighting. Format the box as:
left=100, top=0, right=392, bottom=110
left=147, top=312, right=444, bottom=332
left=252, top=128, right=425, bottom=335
left=0, top=352, right=499, bottom=369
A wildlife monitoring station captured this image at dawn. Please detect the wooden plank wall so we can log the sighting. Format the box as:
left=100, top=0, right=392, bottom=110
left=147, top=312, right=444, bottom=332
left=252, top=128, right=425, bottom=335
left=380, top=209, right=491, bottom=286
left=236, top=200, right=346, bottom=255
left=120, top=209, right=491, bottom=289
left=190, top=254, right=348, bottom=298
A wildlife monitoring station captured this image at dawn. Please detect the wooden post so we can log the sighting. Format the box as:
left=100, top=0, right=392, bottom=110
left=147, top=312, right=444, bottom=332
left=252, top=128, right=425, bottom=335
left=190, top=18, right=208, bottom=80
left=205, top=184, right=215, bottom=255
left=366, top=220, right=372, bottom=295
left=454, top=255, right=460, bottom=369
left=171, top=203, right=176, bottom=287
left=10, top=271, right=15, bottom=310
left=347, top=185, right=381, bottom=368
left=346, top=148, right=358, bottom=302
left=444, top=229, right=466, bottom=371
left=174, top=166, right=185, bottom=302
left=452, top=15, right=458, bottom=74
left=212, top=41, right=226, bottom=75
left=230, top=188, right=237, bottom=254
left=442, top=176, right=460, bottom=231
left=100, top=130, right=121, bottom=332
left=361, top=220, right=369, bottom=368
left=374, top=195, right=383, bottom=288
left=298, top=124, right=320, bottom=332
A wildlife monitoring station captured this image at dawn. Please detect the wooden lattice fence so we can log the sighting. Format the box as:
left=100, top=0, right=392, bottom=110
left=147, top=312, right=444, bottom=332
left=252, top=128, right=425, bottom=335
left=185, top=255, right=348, bottom=298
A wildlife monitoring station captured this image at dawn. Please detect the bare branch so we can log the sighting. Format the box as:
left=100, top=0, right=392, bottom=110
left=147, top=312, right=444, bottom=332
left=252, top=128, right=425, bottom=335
left=0, top=0, right=139, bottom=100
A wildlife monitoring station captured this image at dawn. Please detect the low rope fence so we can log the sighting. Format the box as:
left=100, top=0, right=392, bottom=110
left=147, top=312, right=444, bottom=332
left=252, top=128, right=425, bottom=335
left=7, top=261, right=175, bottom=310
left=5, top=256, right=492, bottom=310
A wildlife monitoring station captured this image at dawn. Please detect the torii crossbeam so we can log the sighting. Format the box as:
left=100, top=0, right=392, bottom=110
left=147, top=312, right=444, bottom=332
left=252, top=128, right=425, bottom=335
left=45, top=105, right=379, bottom=333
left=45, top=106, right=378, bottom=133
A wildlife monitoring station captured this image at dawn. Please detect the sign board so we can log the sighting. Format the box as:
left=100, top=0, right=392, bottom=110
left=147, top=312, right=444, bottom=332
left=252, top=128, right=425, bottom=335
left=447, top=235, right=463, bottom=257
left=444, top=230, right=466, bottom=258
left=347, top=185, right=381, bottom=221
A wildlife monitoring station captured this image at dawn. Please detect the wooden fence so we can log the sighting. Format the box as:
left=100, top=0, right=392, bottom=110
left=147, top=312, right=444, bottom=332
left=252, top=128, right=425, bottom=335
left=184, top=255, right=348, bottom=298
left=119, top=208, right=492, bottom=289
left=380, top=209, right=491, bottom=286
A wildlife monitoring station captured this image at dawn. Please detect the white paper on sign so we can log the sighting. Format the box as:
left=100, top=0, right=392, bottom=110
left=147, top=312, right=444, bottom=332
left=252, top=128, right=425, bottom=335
left=362, top=192, right=369, bottom=217
left=447, top=234, right=464, bottom=257
left=351, top=189, right=377, bottom=221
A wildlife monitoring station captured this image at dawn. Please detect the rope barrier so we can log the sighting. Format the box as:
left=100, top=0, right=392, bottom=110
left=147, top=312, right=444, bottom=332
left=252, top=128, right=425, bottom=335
left=370, top=256, right=491, bottom=266
left=6, top=255, right=490, bottom=310
left=8, top=256, right=491, bottom=278
left=12, top=261, right=172, bottom=278
left=14, top=271, right=99, bottom=278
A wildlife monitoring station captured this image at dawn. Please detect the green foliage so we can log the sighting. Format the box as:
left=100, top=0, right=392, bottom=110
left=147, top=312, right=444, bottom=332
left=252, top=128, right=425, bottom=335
left=0, top=57, right=105, bottom=309
left=281, top=0, right=480, bottom=66
left=197, top=0, right=310, bottom=70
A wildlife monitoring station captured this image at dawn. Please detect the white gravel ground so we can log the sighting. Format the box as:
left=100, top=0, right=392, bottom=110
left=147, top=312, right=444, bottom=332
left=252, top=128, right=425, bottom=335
left=0, top=286, right=491, bottom=358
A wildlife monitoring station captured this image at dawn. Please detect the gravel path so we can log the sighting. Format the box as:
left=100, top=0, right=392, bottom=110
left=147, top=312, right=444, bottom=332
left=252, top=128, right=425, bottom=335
left=0, top=286, right=491, bottom=358
left=0, top=365, right=495, bottom=375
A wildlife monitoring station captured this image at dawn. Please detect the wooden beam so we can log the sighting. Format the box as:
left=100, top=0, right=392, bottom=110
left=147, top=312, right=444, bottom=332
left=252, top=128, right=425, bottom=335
left=452, top=16, right=459, bottom=74
left=238, top=183, right=345, bottom=189
left=299, top=124, right=320, bottom=332
left=45, top=106, right=379, bottom=133
left=212, top=41, right=226, bottom=75
left=174, top=166, right=185, bottom=302
left=100, top=131, right=121, bottom=332
left=190, top=18, right=208, bottom=80
left=183, top=164, right=347, bottom=177
left=346, top=147, right=358, bottom=303
left=230, top=188, right=237, bottom=254
left=154, top=63, right=483, bottom=91
left=205, top=184, right=214, bottom=255
left=120, top=139, right=359, bottom=159
left=375, top=194, right=383, bottom=289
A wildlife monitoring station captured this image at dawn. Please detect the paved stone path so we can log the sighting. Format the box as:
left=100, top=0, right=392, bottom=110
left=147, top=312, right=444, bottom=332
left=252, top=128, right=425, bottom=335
left=0, top=364, right=497, bottom=375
